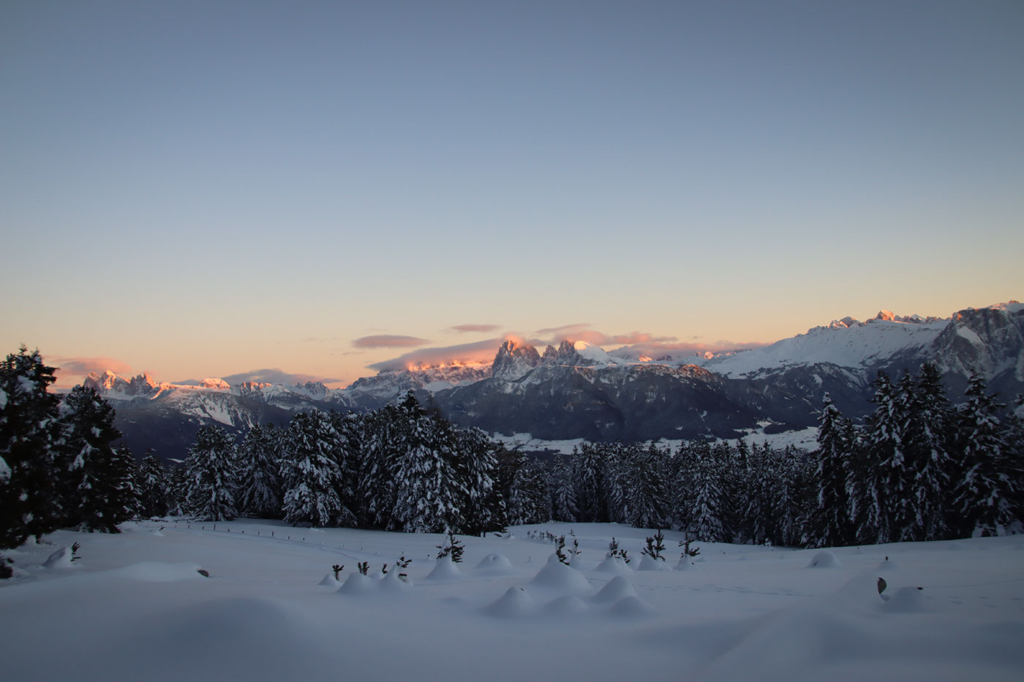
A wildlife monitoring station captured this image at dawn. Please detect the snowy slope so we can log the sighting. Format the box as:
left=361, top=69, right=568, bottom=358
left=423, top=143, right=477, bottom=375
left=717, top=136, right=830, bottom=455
left=701, top=318, right=948, bottom=378
left=2, top=521, right=1022, bottom=681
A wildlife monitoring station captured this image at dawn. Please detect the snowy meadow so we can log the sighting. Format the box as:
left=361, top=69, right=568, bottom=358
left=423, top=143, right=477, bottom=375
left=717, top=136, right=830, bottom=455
left=3, top=520, right=1023, bottom=681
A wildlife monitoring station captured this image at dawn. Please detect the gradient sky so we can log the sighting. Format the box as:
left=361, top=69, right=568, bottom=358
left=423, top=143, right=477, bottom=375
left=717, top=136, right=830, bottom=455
left=2, top=1, right=1022, bottom=388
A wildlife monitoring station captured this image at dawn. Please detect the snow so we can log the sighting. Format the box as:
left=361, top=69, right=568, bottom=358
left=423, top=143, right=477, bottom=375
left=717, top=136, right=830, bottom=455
left=703, top=318, right=948, bottom=378
left=2, top=520, right=1024, bottom=681
left=956, top=325, right=985, bottom=347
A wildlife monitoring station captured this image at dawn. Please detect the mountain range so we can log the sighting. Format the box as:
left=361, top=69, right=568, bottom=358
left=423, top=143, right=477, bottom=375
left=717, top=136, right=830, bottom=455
left=83, top=301, right=1024, bottom=461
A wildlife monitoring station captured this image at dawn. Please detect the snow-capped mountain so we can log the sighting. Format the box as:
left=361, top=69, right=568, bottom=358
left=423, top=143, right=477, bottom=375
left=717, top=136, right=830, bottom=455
left=83, top=301, right=1023, bottom=460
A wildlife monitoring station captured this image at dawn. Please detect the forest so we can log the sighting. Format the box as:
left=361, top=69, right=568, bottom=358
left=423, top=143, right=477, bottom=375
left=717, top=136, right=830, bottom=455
left=2, top=347, right=1022, bottom=579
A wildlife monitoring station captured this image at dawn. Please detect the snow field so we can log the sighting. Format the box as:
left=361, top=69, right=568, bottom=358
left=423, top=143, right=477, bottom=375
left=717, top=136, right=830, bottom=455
left=2, top=520, right=1024, bottom=681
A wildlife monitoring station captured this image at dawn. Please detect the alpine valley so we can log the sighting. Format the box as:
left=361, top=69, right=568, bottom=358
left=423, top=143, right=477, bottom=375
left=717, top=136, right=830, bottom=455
left=85, top=302, right=1024, bottom=462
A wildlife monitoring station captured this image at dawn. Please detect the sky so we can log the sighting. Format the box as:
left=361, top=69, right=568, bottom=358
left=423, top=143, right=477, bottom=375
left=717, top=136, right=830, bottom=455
left=2, top=1, right=1022, bottom=388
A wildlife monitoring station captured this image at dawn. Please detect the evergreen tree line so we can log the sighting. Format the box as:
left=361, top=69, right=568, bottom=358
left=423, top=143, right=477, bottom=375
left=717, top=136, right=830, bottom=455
left=147, top=392, right=551, bottom=535
left=809, top=363, right=1024, bottom=546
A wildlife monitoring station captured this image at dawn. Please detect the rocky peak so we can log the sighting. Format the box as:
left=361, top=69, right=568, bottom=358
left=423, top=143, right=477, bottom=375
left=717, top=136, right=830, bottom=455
left=542, top=340, right=593, bottom=367
left=492, top=339, right=541, bottom=381
left=84, top=371, right=159, bottom=397
left=296, top=381, right=329, bottom=400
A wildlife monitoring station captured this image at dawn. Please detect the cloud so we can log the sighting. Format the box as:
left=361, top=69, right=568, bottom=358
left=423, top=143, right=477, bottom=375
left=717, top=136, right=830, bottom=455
left=220, top=368, right=346, bottom=387
left=535, top=323, right=591, bottom=337
left=352, top=335, right=431, bottom=349
left=533, top=325, right=678, bottom=347
left=610, top=340, right=767, bottom=361
left=53, top=356, right=133, bottom=377
left=449, top=324, right=501, bottom=334
left=368, top=338, right=508, bottom=372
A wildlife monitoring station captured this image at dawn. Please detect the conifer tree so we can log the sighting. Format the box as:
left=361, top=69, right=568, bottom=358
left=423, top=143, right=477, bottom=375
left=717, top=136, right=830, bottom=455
left=549, top=455, right=578, bottom=523
left=860, top=371, right=904, bottom=544
left=390, top=393, right=470, bottom=533
left=571, top=443, right=608, bottom=523
left=0, top=347, right=63, bottom=550
left=904, top=363, right=955, bottom=540
left=808, top=393, right=857, bottom=548
left=184, top=425, right=238, bottom=521
left=951, top=373, right=1016, bottom=536
left=237, top=423, right=284, bottom=519
left=456, top=427, right=502, bottom=536
left=280, top=410, right=351, bottom=528
left=623, top=444, right=669, bottom=529
left=689, top=442, right=729, bottom=542
left=137, top=451, right=170, bottom=518
left=57, top=385, right=126, bottom=532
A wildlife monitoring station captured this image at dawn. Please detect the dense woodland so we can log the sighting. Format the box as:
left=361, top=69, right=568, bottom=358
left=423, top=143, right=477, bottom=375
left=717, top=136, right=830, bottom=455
left=2, top=347, right=1022, bottom=578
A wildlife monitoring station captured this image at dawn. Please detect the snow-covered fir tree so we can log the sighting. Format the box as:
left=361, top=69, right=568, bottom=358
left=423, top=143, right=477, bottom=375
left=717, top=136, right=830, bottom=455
left=860, top=371, right=904, bottom=544
left=549, top=455, right=578, bottom=523
left=504, top=453, right=550, bottom=526
left=184, top=425, right=238, bottom=522
left=455, top=427, right=502, bottom=536
left=571, top=443, right=608, bottom=523
left=390, top=394, right=471, bottom=534
left=280, top=409, right=352, bottom=528
left=237, top=423, right=284, bottom=519
left=0, top=347, right=63, bottom=550
left=808, top=393, right=857, bottom=548
left=622, top=444, right=669, bottom=530
left=57, top=385, right=127, bottom=532
left=951, top=373, right=1017, bottom=536
left=901, top=363, right=955, bottom=541
left=137, top=450, right=169, bottom=518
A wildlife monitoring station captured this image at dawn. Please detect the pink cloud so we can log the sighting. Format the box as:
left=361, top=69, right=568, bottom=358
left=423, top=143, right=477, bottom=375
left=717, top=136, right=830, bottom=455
left=368, top=337, right=511, bottom=372
left=53, top=356, right=133, bottom=377
left=449, top=324, right=501, bottom=334
left=533, top=325, right=678, bottom=347
left=352, top=335, right=431, bottom=349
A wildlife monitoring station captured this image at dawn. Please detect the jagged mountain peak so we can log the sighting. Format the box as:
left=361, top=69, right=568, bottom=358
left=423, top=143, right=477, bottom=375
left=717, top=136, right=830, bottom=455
left=84, top=371, right=160, bottom=397
left=492, top=339, right=541, bottom=381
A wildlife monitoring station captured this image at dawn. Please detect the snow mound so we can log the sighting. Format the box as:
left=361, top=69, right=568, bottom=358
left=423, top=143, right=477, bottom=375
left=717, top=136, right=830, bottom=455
left=606, top=596, right=651, bottom=618
left=807, top=551, right=841, bottom=568
left=637, top=555, right=673, bottom=571
left=377, top=571, right=412, bottom=592
left=112, top=562, right=207, bottom=582
left=318, top=573, right=341, bottom=587
left=590, top=576, right=638, bottom=604
left=876, top=557, right=898, bottom=570
left=881, top=586, right=927, bottom=613
left=484, top=586, right=536, bottom=618
left=544, top=595, right=590, bottom=616
left=424, top=556, right=464, bottom=582
left=530, top=558, right=592, bottom=594
left=337, top=572, right=377, bottom=595
left=475, top=553, right=514, bottom=571
left=42, top=546, right=75, bottom=570
left=592, top=556, right=633, bottom=575
left=676, top=557, right=697, bottom=571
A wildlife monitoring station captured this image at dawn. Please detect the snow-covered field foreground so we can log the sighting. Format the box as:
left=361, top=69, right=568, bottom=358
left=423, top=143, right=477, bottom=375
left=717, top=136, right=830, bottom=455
left=3, top=521, right=1023, bottom=681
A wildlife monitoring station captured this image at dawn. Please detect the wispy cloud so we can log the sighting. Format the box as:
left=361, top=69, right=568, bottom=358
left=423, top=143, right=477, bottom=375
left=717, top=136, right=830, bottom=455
left=53, top=356, right=133, bottom=377
left=610, top=340, right=767, bottom=361
left=220, top=369, right=346, bottom=387
left=368, top=338, right=508, bottom=372
left=535, top=323, right=590, bottom=337
left=534, top=324, right=678, bottom=347
left=449, top=324, right=500, bottom=334
left=352, top=335, right=431, bottom=349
